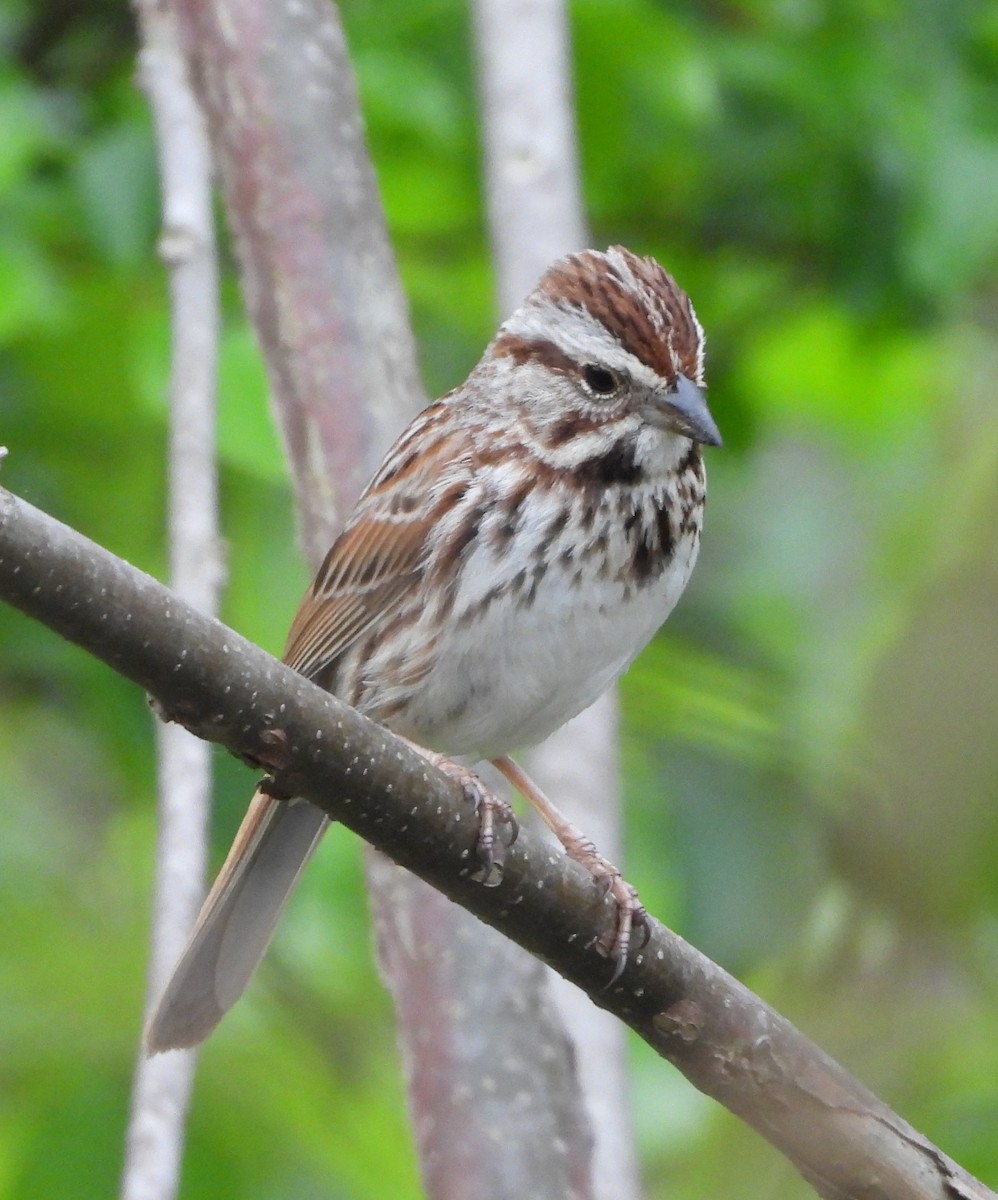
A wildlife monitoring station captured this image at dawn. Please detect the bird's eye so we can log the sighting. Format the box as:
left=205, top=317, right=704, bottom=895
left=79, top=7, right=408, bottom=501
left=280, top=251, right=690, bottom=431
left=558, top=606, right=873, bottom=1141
left=582, top=365, right=619, bottom=396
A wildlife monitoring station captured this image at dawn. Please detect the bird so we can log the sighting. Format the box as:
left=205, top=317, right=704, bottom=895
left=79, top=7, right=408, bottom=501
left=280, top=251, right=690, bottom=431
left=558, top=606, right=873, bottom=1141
left=146, top=245, right=721, bottom=1052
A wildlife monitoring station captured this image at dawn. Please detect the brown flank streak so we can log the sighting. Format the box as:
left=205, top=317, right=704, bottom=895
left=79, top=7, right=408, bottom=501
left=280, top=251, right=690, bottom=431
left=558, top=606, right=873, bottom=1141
left=497, top=478, right=531, bottom=541
left=433, top=496, right=486, bottom=579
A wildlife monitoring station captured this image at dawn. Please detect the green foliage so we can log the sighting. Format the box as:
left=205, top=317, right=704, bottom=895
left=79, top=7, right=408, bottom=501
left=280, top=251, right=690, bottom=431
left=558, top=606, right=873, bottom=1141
left=1, top=0, right=997, bottom=1196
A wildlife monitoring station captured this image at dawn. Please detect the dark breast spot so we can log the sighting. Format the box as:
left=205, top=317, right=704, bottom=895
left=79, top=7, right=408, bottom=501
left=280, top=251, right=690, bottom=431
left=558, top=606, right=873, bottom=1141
left=656, top=503, right=674, bottom=561
left=631, top=536, right=655, bottom=582
left=531, top=510, right=566, bottom=566
left=624, top=498, right=676, bottom=585
left=678, top=443, right=702, bottom=479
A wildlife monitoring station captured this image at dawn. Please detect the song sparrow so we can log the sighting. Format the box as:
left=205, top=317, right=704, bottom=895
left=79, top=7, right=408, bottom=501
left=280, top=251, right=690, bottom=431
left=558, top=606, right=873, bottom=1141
left=146, top=246, right=721, bottom=1052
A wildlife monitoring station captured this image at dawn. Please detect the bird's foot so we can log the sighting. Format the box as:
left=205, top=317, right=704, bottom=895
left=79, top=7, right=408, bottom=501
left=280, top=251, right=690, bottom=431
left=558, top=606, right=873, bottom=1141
left=402, top=742, right=518, bottom=885
left=489, top=755, right=648, bottom=983
left=558, top=831, right=650, bottom=983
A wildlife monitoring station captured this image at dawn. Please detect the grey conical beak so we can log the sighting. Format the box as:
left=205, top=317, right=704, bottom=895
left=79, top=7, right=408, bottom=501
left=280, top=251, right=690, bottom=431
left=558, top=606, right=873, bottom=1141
left=645, top=375, right=722, bottom=447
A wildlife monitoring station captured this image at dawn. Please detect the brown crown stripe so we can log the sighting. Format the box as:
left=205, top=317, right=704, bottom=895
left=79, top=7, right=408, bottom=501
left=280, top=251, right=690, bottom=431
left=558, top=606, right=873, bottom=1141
left=535, top=250, right=701, bottom=383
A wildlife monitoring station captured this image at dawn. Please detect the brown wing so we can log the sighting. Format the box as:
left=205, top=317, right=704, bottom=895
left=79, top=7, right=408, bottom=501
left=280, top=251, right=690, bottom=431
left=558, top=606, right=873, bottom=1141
left=282, top=408, right=473, bottom=682
left=281, top=510, right=435, bottom=680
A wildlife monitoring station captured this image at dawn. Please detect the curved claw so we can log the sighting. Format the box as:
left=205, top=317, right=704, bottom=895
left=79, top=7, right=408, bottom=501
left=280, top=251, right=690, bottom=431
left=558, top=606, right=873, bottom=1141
left=606, top=945, right=629, bottom=988
left=587, top=869, right=644, bottom=986
left=503, top=810, right=520, bottom=847
left=633, top=907, right=651, bottom=950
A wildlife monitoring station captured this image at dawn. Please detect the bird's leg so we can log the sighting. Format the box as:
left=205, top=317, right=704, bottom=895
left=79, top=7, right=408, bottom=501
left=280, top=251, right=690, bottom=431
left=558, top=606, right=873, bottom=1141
left=491, top=754, right=648, bottom=981
left=397, top=738, right=518, bottom=885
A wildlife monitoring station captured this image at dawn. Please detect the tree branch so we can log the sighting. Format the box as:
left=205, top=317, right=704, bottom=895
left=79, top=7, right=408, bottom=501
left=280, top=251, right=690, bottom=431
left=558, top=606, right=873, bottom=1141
left=0, top=487, right=991, bottom=1200
left=121, top=0, right=221, bottom=1196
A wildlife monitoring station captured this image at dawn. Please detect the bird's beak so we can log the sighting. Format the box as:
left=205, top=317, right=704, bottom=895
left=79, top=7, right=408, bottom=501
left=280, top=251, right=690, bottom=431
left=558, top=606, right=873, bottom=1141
left=644, top=375, right=722, bottom=447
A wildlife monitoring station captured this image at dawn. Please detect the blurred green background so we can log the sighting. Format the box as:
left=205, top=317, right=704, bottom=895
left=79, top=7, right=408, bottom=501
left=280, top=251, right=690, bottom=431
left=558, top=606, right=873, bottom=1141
left=1, top=0, right=997, bottom=1196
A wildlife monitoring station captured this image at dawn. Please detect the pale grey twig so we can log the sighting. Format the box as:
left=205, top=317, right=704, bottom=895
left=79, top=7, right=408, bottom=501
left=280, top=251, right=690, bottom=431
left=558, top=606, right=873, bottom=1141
left=121, top=3, right=221, bottom=1198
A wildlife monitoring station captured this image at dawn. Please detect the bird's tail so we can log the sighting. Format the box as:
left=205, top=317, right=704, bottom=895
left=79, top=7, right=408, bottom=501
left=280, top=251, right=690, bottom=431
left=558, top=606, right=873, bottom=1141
left=144, top=791, right=329, bottom=1053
